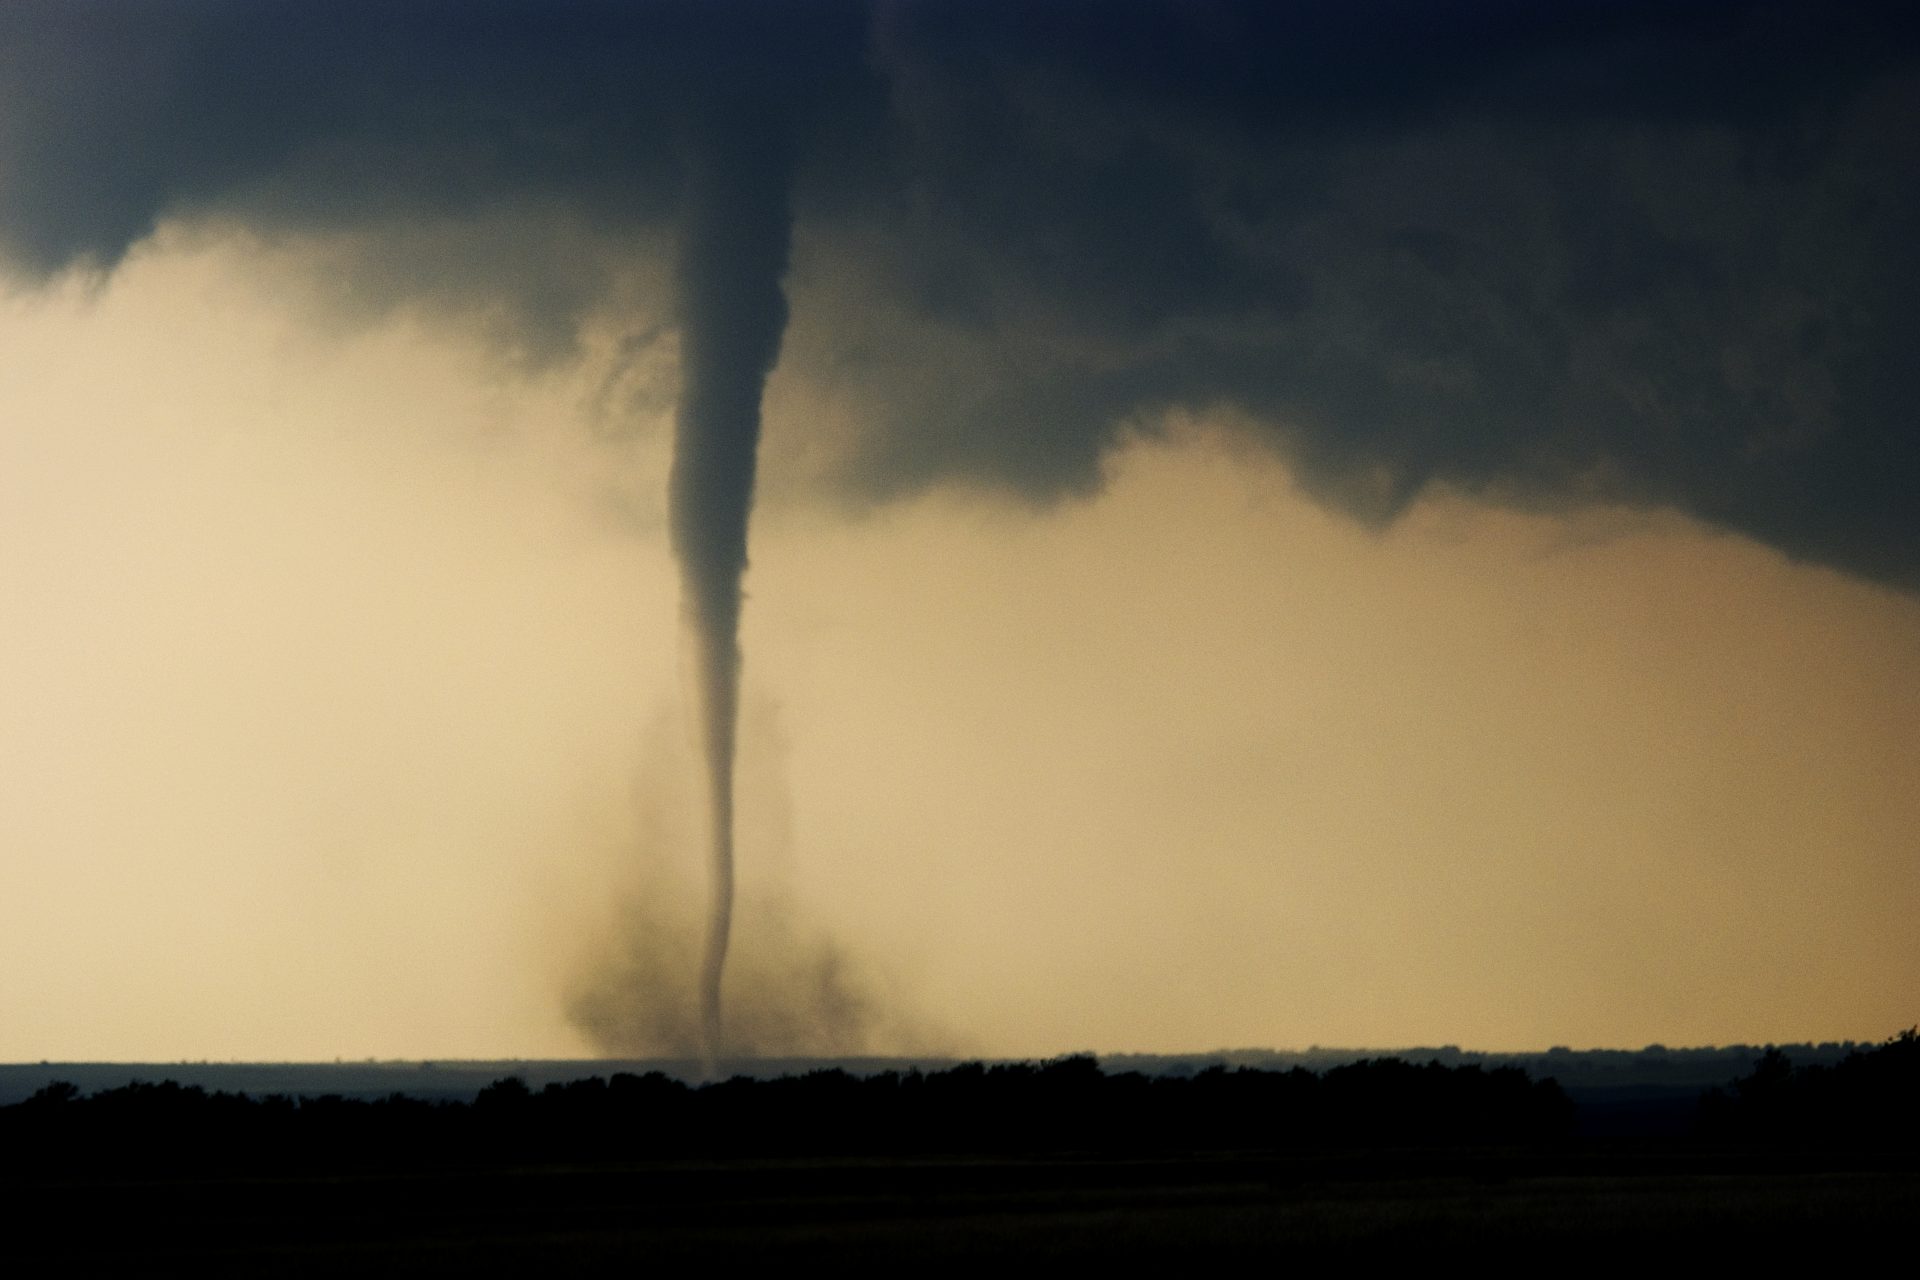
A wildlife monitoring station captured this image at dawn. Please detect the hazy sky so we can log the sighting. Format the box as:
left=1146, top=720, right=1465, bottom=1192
left=2, top=1, right=1916, bottom=1061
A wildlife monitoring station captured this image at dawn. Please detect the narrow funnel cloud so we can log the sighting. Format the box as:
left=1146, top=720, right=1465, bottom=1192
left=668, top=103, right=795, bottom=1066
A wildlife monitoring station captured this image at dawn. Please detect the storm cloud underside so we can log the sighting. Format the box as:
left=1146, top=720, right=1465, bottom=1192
left=2, top=0, right=1916, bottom=586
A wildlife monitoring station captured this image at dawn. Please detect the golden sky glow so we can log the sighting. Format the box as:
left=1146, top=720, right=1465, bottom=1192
left=2, top=231, right=1916, bottom=1061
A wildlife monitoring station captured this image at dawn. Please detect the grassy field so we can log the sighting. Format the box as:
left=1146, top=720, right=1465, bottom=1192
left=9, top=1148, right=1914, bottom=1269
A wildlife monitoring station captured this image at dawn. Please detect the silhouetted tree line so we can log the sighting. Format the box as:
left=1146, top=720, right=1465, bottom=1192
left=1698, top=1028, right=1920, bottom=1148
left=1, top=1055, right=1575, bottom=1171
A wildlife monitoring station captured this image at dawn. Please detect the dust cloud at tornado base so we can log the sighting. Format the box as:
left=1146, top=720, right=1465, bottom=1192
left=561, top=693, right=948, bottom=1062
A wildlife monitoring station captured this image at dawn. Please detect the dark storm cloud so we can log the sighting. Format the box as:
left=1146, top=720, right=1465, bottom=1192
left=2, top=0, right=1916, bottom=583
left=0, top=0, right=869, bottom=351
left=844, top=0, right=1920, bottom=586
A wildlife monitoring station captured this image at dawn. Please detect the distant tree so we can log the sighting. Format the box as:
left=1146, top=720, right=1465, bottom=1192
left=23, top=1081, right=78, bottom=1108
left=474, top=1076, right=531, bottom=1109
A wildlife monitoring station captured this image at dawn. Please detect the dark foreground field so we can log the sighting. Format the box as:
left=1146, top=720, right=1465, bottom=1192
left=8, top=1036, right=1914, bottom=1268
left=8, top=1148, right=1916, bottom=1270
